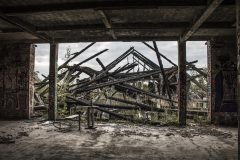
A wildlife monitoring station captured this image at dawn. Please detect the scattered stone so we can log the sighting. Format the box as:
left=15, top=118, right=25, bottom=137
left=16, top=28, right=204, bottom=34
left=165, top=132, right=174, bottom=136
left=0, top=135, right=15, bottom=144
left=18, top=131, right=29, bottom=137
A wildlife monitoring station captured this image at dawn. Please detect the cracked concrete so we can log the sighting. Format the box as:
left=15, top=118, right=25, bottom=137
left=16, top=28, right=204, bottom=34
left=0, top=120, right=237, bottom=160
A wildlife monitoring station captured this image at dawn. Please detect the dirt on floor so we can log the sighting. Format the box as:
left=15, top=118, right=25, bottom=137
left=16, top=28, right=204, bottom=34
left=0, top=119, right=237, bottom=160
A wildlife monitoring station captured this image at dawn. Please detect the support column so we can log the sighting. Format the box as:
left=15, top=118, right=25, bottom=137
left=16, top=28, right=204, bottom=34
left=48, top=43, right=58, bottom=121
left=236, top=0, right=240, bottom=158
left=0, top=43, right=35, bottom=119
left=178, top=40, right=187, bottom=126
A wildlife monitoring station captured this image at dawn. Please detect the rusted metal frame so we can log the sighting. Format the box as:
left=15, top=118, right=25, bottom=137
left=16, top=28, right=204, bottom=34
left=98, top=10, right=117, bottom=40
left=178, top=40, right=187, bottom=126
left=180, top=0, right=224, bottom=42
left=0, top=12, right=51, bottom=42
left=236, top=0, right=240, bottom=158
left=58, top=42, right=95, bottom=70
left=153, top=41, right=173, bottom=106
left=48, top=43, right=58, bottom=120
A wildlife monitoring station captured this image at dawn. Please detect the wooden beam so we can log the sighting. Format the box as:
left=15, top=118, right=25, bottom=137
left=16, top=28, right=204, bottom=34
left=178, top=40, right=187, bottom=126
left=0, top=12, right=51, bottom=42
left=153, top=41, right=173, bottom=106
left=1, top=22, right=234, bottom=33
left=98, top=10, right=117, bottom=40
left=48, top=43, right=58, bottom=120
left=180, top=0, right=224, bottom=42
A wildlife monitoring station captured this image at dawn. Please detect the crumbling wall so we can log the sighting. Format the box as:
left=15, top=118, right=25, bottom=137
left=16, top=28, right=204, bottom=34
left=207, top=38, right=237, bottom=125
left=0, top=43, right=35, bottom=119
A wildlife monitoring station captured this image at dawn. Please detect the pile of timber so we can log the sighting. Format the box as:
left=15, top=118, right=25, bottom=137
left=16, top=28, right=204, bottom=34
left=34, top=42, right=208, bottom=122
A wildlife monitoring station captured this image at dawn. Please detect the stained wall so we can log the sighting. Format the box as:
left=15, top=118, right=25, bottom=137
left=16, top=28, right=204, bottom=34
left=207, top=38, right=237, bottom=125
left=0, top=43, right=35, bottom=119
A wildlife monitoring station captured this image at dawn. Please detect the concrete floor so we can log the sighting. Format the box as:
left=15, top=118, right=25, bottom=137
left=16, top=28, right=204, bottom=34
left=0, top=120, right=237, bottom=160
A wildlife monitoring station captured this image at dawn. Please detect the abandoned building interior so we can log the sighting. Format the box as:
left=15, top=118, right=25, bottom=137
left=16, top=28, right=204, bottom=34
left=0, top=0, right=239, bottom=159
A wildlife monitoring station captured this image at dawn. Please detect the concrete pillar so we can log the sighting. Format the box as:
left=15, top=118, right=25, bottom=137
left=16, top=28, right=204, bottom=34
left=0, top=43, right=35, bottom=119
left=178, top=40, right=187, bottom=126
left=48, top=43, right=58, bottom=121
left=207, top=38, right=237, bottom=125
left=236, top=0, right=240, bottom=158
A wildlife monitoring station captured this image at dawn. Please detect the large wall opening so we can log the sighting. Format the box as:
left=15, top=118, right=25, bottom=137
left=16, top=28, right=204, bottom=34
left=34, top=41, right=208, bottom=124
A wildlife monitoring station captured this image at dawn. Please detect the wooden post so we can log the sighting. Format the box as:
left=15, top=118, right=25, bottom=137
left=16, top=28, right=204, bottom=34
left=48, top=43, right=58, bottom=121
left=178, top=40, right=187, bottom=126
left=78, top=112, right=81, bottom=131
left=236, top=0, right=240, bottom=158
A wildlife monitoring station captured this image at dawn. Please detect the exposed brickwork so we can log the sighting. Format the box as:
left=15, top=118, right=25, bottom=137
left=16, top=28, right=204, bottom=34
left=207, top=38, right=237, bottom=125
left=0, top=43, right=35, bottom=119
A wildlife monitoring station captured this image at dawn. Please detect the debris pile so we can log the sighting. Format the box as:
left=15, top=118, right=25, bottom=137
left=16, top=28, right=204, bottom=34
left=34, top=42, right=207, bottom=123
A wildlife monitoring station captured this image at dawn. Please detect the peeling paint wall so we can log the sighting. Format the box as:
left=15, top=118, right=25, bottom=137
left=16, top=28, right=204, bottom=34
left=207, top=38, right=237, bottom=125
left=0, top=43, right=35, bottom=119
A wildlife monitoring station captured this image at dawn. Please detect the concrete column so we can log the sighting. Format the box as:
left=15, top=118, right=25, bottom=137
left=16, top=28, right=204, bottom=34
left=0, top=43, right=34, bottom=119
left=236, top=0, right=240, bottom=158
left=48, top=43, right=58, bottom=121
left=178, top=40, right=187, bottom=126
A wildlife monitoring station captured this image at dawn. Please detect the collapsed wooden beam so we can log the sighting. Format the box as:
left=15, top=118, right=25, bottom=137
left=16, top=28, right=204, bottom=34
left=143, top=41, right=207, bottom=91
left=73, top=70, right=162, bottom=92
left=153, top=41, right=173, bottom=106
left=58, top=42, right=95, bottom=70
left=108, top=96, right=164, bottom=112
left=73, top=47, right=134, bottom=89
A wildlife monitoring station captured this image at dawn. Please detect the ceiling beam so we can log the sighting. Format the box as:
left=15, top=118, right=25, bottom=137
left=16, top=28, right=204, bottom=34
left=98, top=10, right=117, bottom=40
left=0, top=35, right=235, bottom=44
left=1, top=22, right=233, bottom=33
left=180, top=0, right=224, bottom=42
left=0, top=12, right=52, bottom=42
left=0, top=0, right=234, bottom=15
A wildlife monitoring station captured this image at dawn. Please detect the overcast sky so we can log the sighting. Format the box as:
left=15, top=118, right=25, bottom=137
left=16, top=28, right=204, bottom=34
left=35, top=41, right=207, bottom=78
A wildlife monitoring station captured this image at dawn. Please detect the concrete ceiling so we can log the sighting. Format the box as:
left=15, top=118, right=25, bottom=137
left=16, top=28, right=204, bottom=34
left=0, top=0, right=236, bottom=42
